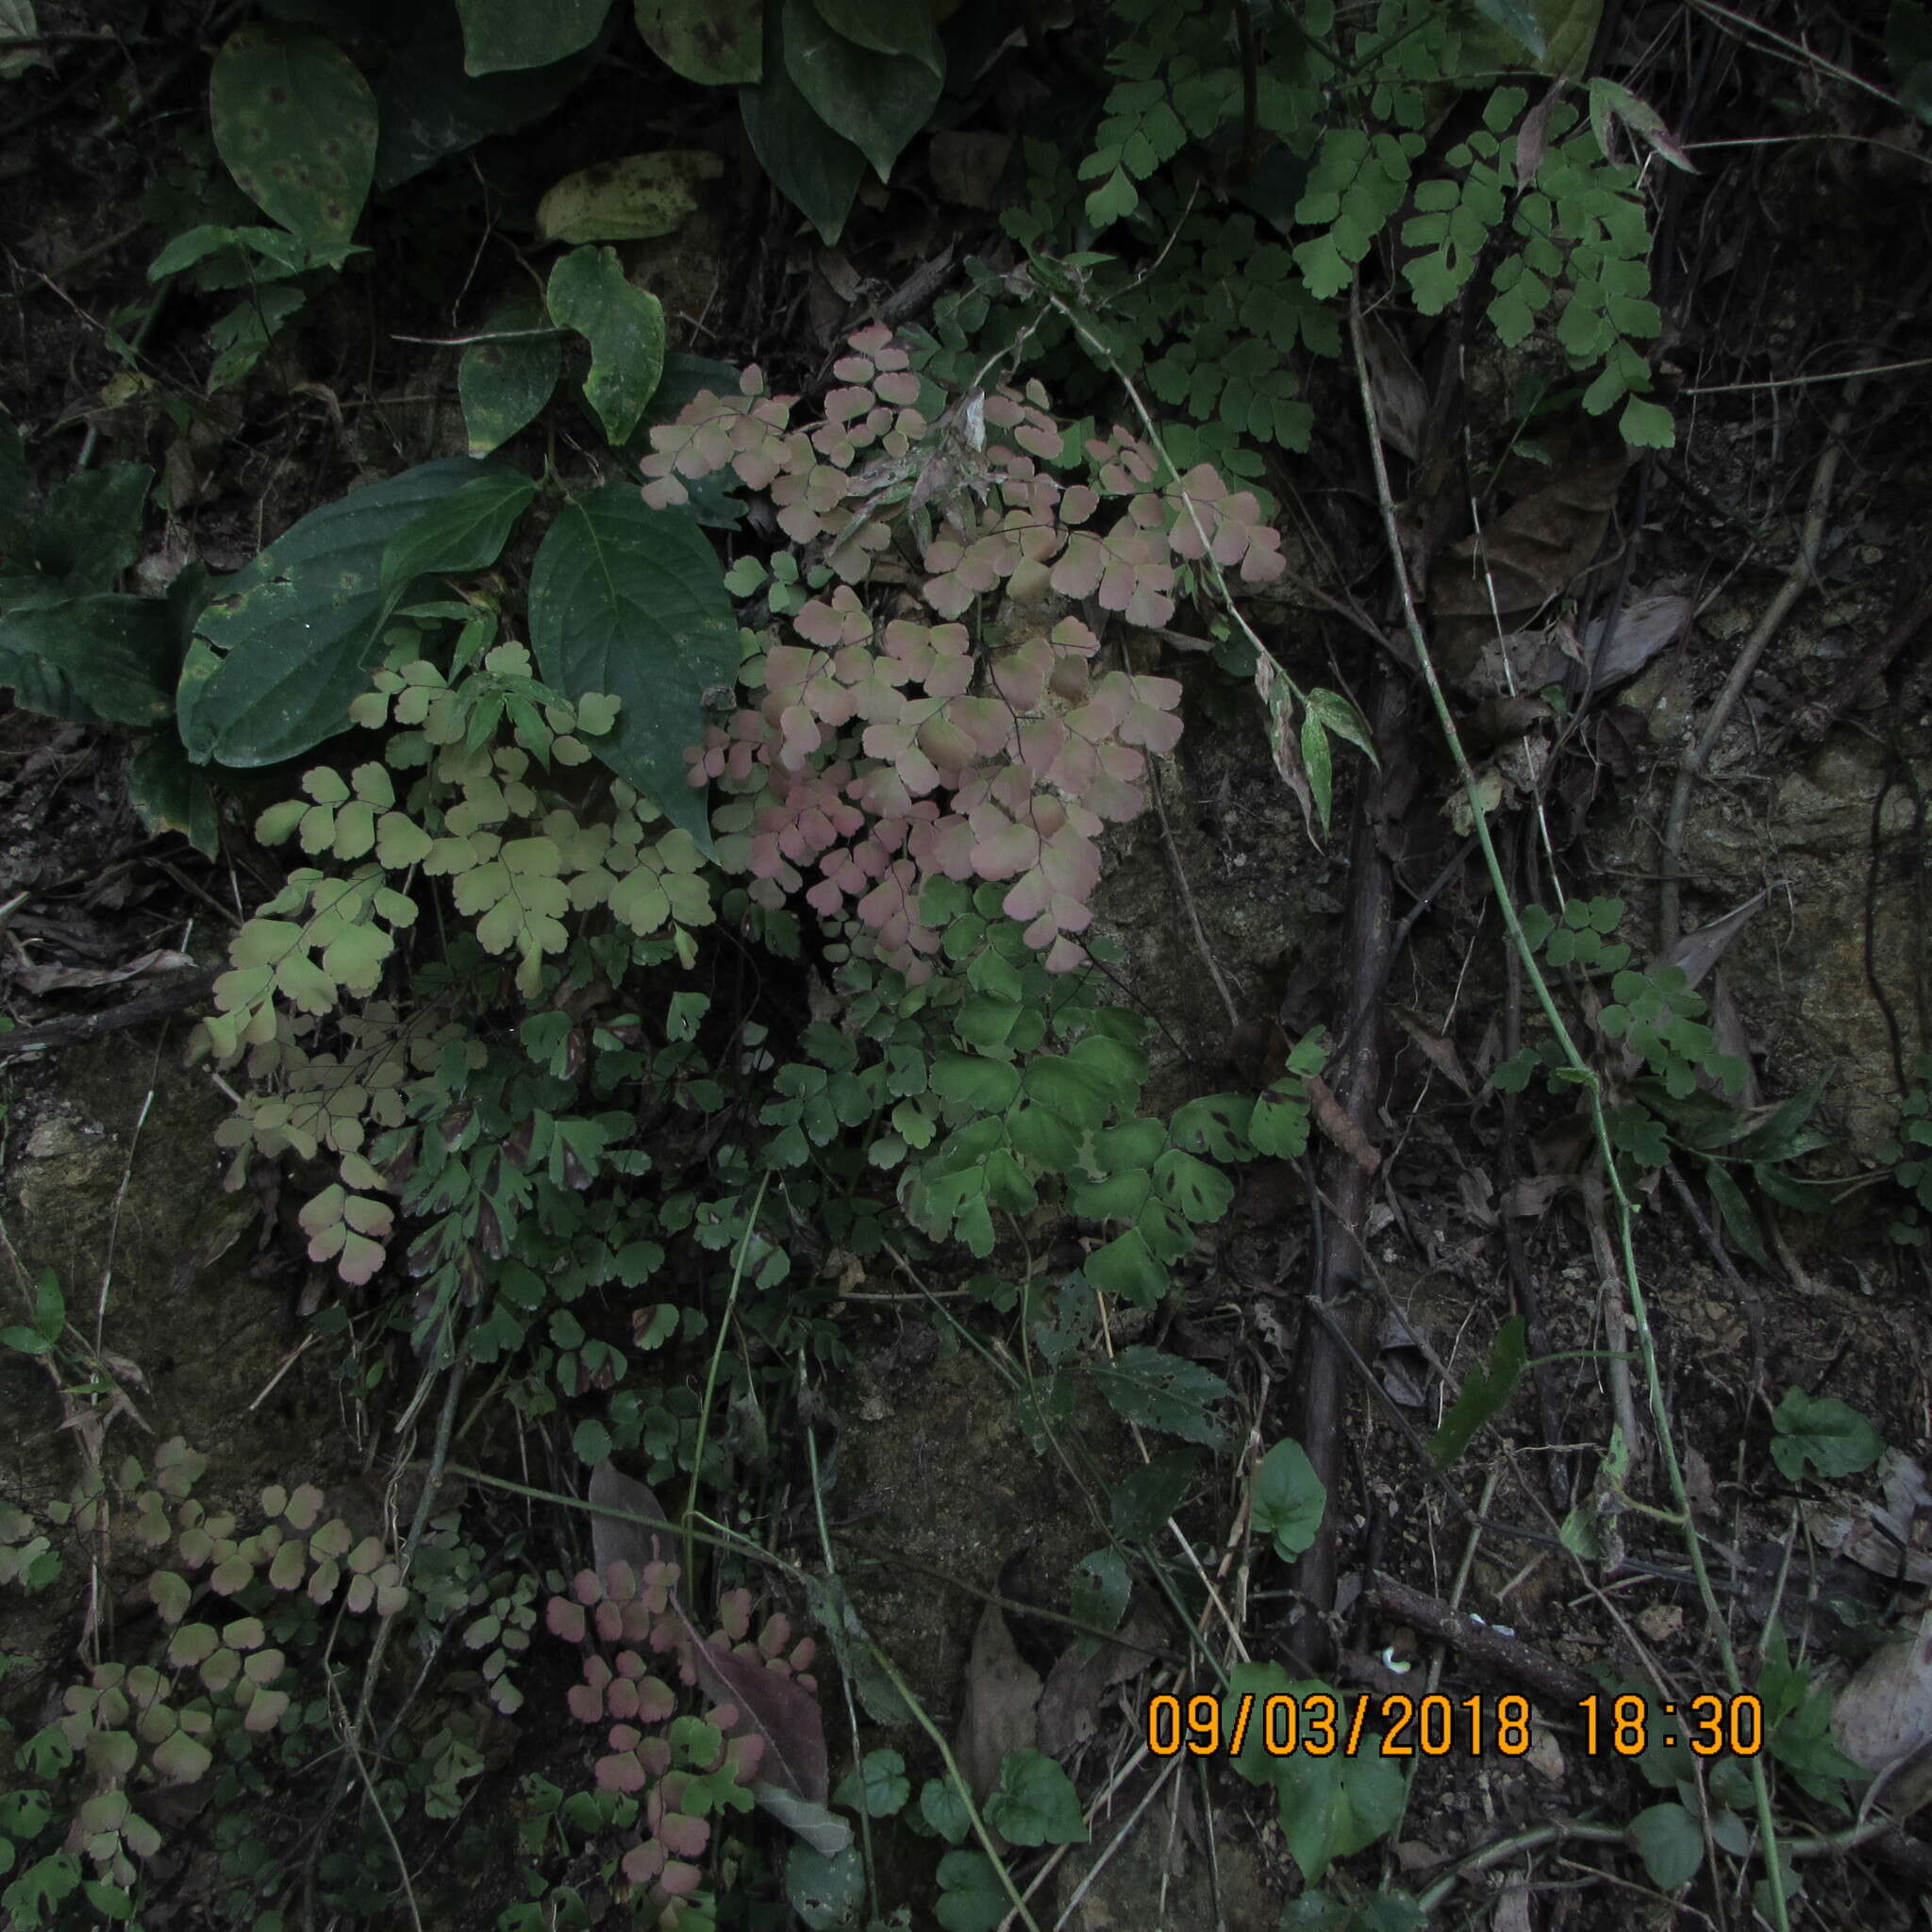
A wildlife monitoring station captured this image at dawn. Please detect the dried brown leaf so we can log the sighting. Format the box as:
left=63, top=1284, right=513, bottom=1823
left=1306, top=1073, right=1380, bottom=1174
left=930, top=131, right=1014, bottom=209
left=586, top=1463, right=841, bottom=1841
left=1362, top=315, right=1427, bottom=461
left=1431, top=458, right=1629, bottom=678
left=954, top=1602, right=1041, bottom=1805
left=1398, top=1004, right=1468, bottom=1097
left=1573, top=591, right=1690, bottom=693
left=1833, top=1607, right=1932, bottom=1794
left=1036, top=1591, right=1166, bottom=1758
left=11, top=947, right=197, bottom=996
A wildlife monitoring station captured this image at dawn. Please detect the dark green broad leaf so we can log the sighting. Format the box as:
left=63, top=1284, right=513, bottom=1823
left=1471, top=0, right=1546, bottom=60
left=1151, top=1147, right=1234, bottom=1224
left=209, top=24, right=377, bottom=261
left=546, top=246, right=666, bottom=446
left=1167, top=1092, right=1253, bottom=1162
left=455, top=0, right=611, bottom=75
left=179, top=458, right=480, bottom=766
left=528, top=484, right=735, bottom=845
left=813, top=0, right=942, bottom=73
left=1, top=409, right=31, bottom=551
left=208, top=286, right=307, bottom=392
left=781, top=0, right=941, bottom=182
left=459, top=294, right=564, bottom=458
left=1252, top=1437, right=1324, bottom=1557
left=0, top=595, right=179, bottom=728
left=984, top=1751, right=1087, bottom=1849
left=149, top=224, right=311, bottom=279
left=30, top=465, right=152, bottom=592
left=1089, top=1346, right=1229, bottom=1448
left=1628, top=1803, right=1701, bottom=1890
left=741, top=7, right=865, bottom=243
left=537, top=151, right=724, bottom=246
left=935, top=1850, right=1006, bottom=1932
left=1704, top=1161, right=1769, bottom=1269
left=786, top=1841, right=865, bottom=1932
left=128, top=737, right=223, bottom=858
left=1428, top=1315, right=1526, bottom=1468
left=1084, top=1226, right=1165, bottom=1306
left=376, top=466, right=537, bottom=617
left=375, top=14, right=599, bottom=190
left=929, top=1053, right=1019, bottom=1112
left=1069, top=1548, right=1129, bottom=1637
left=635, top=0, right=761, bottom=84
left=1219, top=1664, right=1404, bottom=1885
left=1109, top=1447, right=1197, bottom=1541
left=1769, top=1387, right=1883, bottom=1483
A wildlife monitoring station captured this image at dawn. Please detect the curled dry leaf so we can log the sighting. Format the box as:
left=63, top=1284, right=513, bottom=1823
left=1398, top=1020, right=1468, bottom=1097
left=1657, top=891, right=1766, bottom=990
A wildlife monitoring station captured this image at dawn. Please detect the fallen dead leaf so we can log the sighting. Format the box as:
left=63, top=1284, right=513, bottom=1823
left=1524, top=1723, right=1566, bottom=1783
left=1637, top=1605, right=1683, bottom=1644
left=1803, top=1451, right=1932, bottom=1587
left=1833, top=1607, right=1932, bottom=1800
left=1571, top=590, right=1690, bottom=694
left=956, top=1602, right=1042, bottom=1807
left=1036, top=1591, right=1166, bottom=1758
left=1492, top=1883, right=1535, bottom=1932
left=930, top=130, right=1014, bottom=209
left=9, top=947, right=197, bottom=996
left=1307, top=1073, right=1380, bottom=1174
left=1397, top=1006, right=1474, bottom=1094
left=1431, top=456, right=1630, bottom=679
left=1362, top=314, right=1427, bottom=460
left=1503, top=1174, right=1567, bottom=1218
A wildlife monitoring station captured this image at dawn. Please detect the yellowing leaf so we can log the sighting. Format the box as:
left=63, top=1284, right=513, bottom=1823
left=537, top=150, right=724, bottom=244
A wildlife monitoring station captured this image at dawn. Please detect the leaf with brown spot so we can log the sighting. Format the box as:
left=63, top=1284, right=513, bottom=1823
left=636, top=0, right=762, bottom=85
left=209, top=25, right=376, bottom=261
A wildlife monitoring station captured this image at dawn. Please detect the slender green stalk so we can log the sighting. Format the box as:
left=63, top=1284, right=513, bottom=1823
left=448, top=1461, right=804, bottom=1579
left=1343, top=287, right=1790, bottom=1932
left=683, top=1172, right=771, bottom=1585
left=861, top=1645, right=1044, bottom=1932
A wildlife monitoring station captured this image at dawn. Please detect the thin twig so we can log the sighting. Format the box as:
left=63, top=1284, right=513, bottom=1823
left=1149, top=770, right=1240, bottom=1031
left=1658, top=387, right=1857, bottom=942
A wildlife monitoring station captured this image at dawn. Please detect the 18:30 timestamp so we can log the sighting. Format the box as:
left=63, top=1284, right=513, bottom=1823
left=1145, top=1690, right=1765, bottom=1761
left=1582, top=1691, right=1764, bottom=1758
